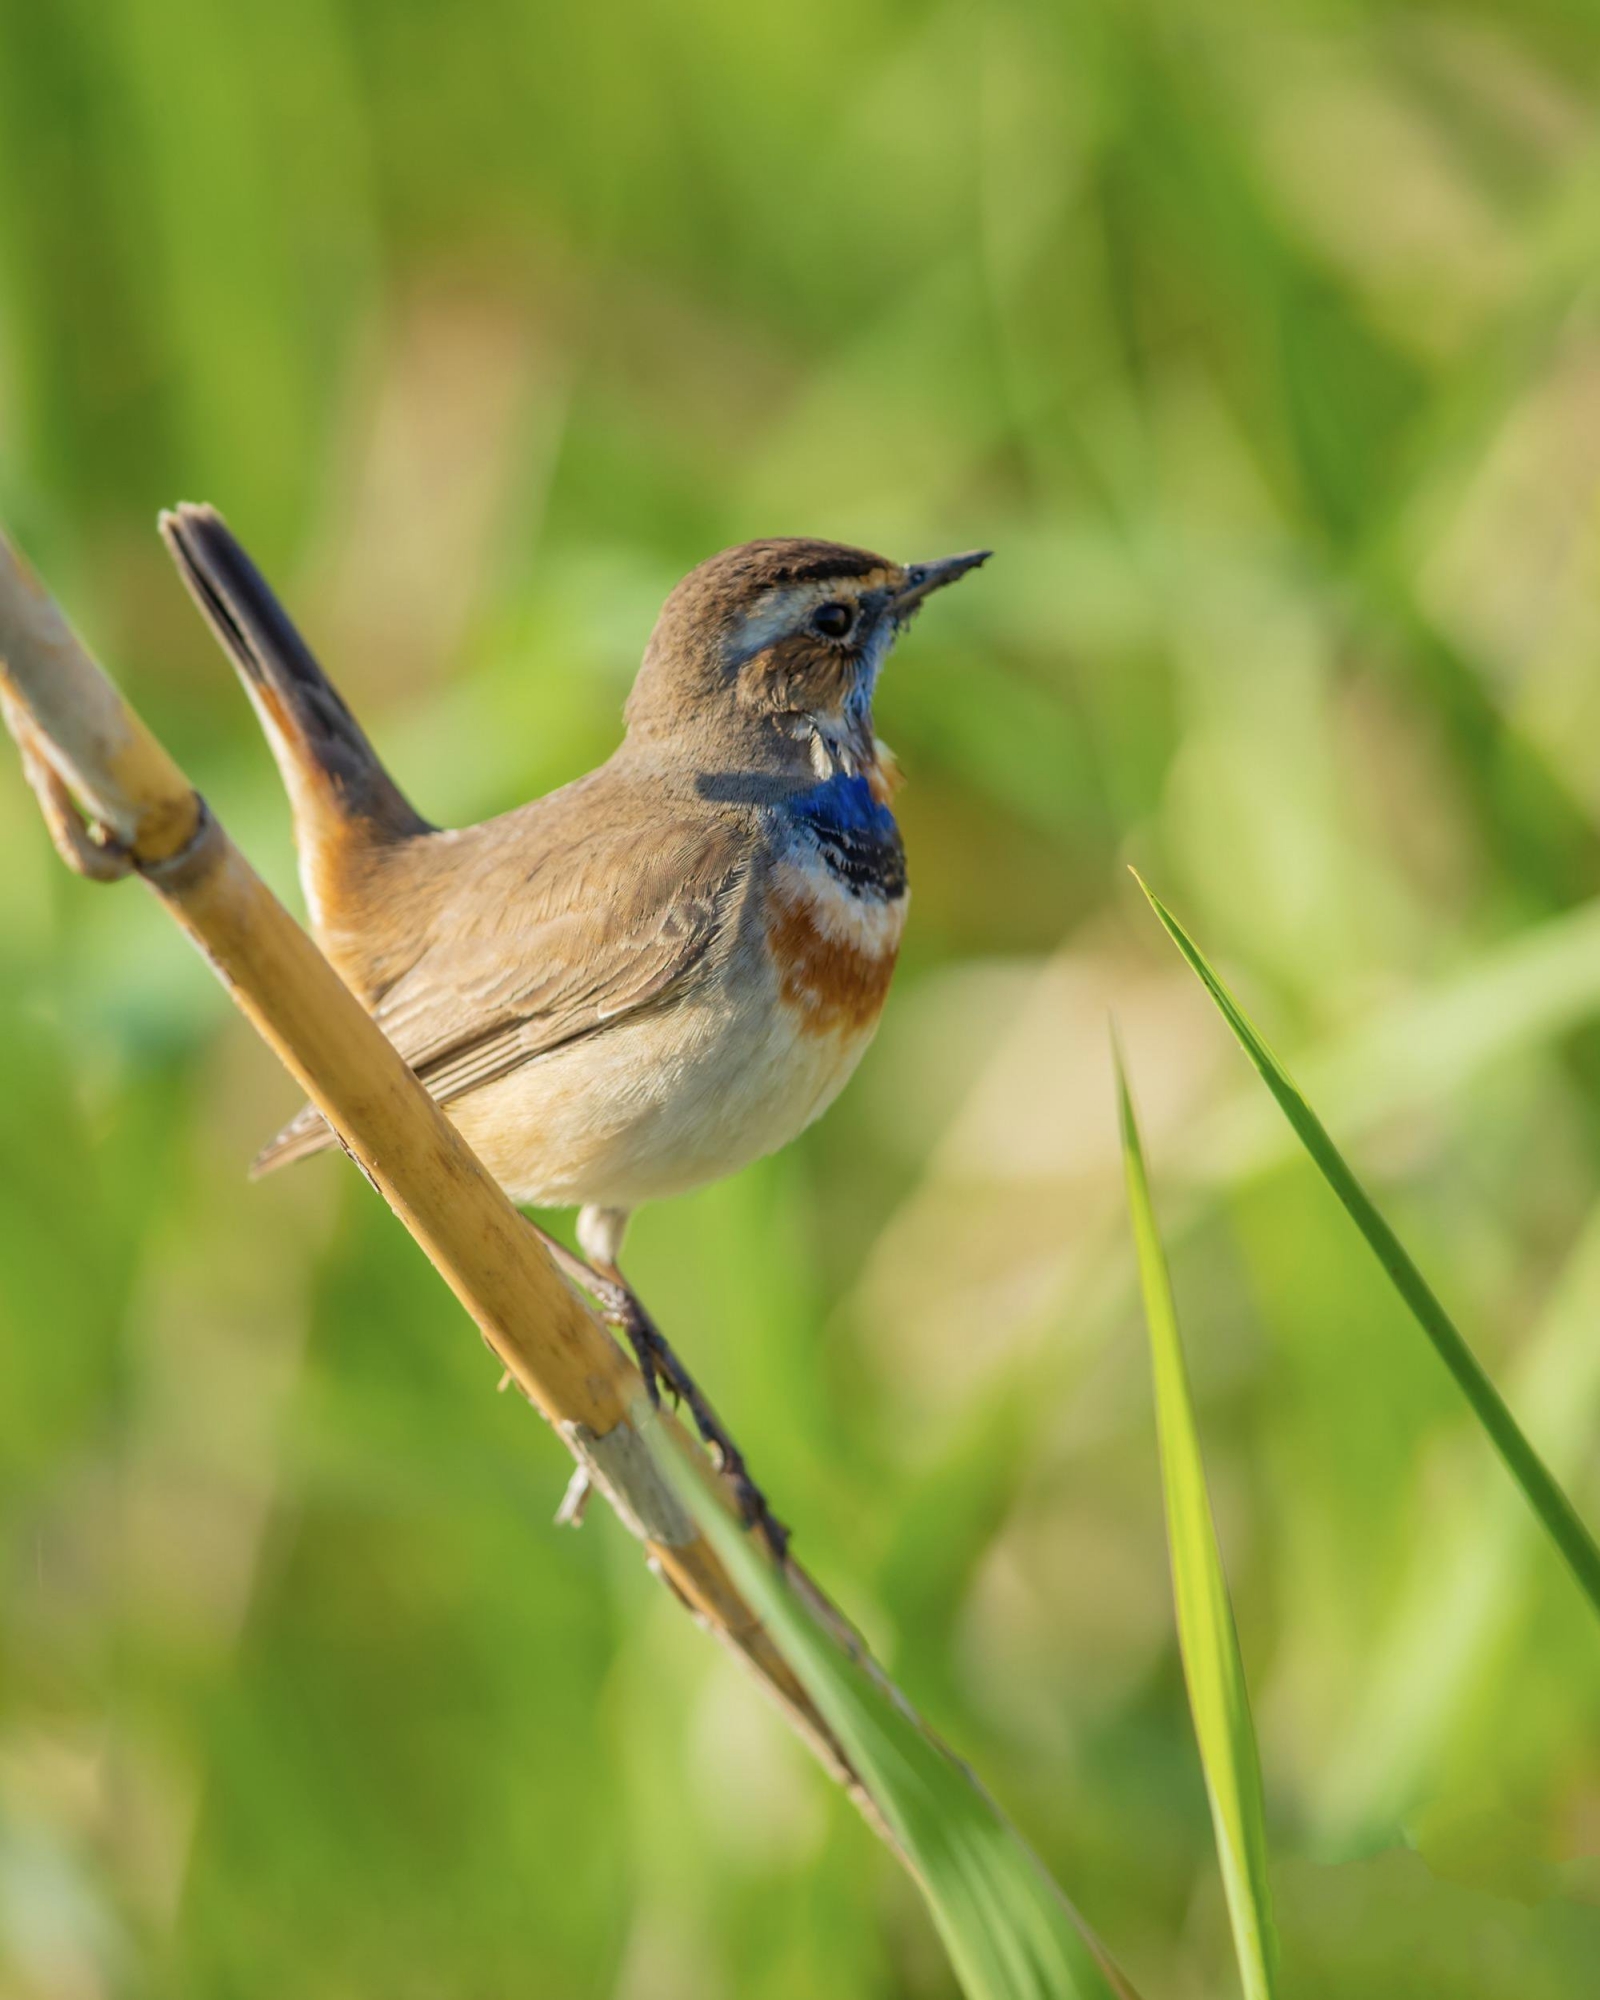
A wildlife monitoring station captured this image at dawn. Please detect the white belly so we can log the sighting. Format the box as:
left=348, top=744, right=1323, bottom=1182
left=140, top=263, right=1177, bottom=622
left=446, top=972, right=876, bottom=1211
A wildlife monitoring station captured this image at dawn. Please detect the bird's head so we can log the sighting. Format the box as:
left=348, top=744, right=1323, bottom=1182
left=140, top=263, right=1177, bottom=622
left=623, top=538, right=988, bottom=785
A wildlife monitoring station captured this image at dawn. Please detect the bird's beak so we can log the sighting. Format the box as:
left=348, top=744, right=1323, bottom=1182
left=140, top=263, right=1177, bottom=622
left=892, top=549, right=992, bottom=620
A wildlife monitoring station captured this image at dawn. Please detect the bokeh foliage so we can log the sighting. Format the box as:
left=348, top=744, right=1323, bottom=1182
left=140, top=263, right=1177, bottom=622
left=3, top=1, right=1600, bottom=1994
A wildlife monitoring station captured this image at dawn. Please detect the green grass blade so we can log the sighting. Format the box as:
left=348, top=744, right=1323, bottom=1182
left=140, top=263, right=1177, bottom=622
left=1311, top=1201, right=1600, bottom=1847
left=1135, top=873, right=1600, bottom=1619
left=1115, top=1046, right=1279, bottom=2000
left=661, top=1443, right=1139, bottom=2000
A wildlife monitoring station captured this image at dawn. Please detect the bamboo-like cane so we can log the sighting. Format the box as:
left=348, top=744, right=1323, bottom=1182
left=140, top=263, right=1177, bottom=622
left=0, top=522, right=909, bottom=1839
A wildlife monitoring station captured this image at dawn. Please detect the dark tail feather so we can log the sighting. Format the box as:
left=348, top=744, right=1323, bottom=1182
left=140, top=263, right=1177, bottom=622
left=160, top=503, right=430, bottom=844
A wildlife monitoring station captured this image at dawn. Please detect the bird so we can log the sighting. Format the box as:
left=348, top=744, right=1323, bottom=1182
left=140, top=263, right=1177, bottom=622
left=161, top=504, right=988, bottom=1553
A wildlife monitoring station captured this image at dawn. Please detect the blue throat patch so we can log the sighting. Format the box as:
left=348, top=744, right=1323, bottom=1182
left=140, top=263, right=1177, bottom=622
left=784, top=772, right=906, bottom=900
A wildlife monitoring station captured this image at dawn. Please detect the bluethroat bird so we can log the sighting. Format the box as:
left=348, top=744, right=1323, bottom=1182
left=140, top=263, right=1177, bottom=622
left=161, top=505, right=988, bottom=1554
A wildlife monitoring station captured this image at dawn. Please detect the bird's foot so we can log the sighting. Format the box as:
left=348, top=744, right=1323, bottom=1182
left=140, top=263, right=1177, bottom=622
left=596, top=1280, right=789, bottom=1564
left=522, top=1217, right=789, bottom=1562
left=554, top=1462, right=593, bottom=1528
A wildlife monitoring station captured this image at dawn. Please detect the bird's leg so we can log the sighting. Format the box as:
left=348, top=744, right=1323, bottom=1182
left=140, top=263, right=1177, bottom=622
left=572, top=1205, right=790, bottom=1562
left=525, top=1219, right=627, bottom=1325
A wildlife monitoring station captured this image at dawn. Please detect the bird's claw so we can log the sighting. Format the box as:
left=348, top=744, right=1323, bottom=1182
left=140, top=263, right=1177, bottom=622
left=607, top=1287, right=788, bottom=1563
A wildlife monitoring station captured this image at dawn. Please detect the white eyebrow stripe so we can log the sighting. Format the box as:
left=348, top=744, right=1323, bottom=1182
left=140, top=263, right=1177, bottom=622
left=725, top=573, right=894, bottom=665
left=727, top=584, right=828, bottom=662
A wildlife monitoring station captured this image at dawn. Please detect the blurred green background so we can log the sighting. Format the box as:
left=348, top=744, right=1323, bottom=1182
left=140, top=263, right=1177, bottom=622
left=3, top=0, right=1600, bottom=1993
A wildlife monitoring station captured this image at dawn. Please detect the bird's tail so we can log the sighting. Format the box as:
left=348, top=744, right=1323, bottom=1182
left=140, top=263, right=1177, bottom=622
left=160, top=504, right=430, bottom=919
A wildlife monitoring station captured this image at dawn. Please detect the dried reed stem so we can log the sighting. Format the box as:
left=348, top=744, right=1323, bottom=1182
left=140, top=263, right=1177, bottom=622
left=0, top=522, right=900, bottom=1845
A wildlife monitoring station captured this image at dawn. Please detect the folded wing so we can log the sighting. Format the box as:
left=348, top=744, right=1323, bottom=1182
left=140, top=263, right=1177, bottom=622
left=254, top=795, right=752, bottom=1176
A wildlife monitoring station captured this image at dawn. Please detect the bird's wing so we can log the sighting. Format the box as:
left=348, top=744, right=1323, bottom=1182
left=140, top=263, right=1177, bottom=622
left=383, top=827, right=748, bottom=1096
left=253, top=793, right=754, bottom=1175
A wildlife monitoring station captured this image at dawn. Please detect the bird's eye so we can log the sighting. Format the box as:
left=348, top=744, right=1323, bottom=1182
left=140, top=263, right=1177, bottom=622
left=812, top=601, right=855, bottom=640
